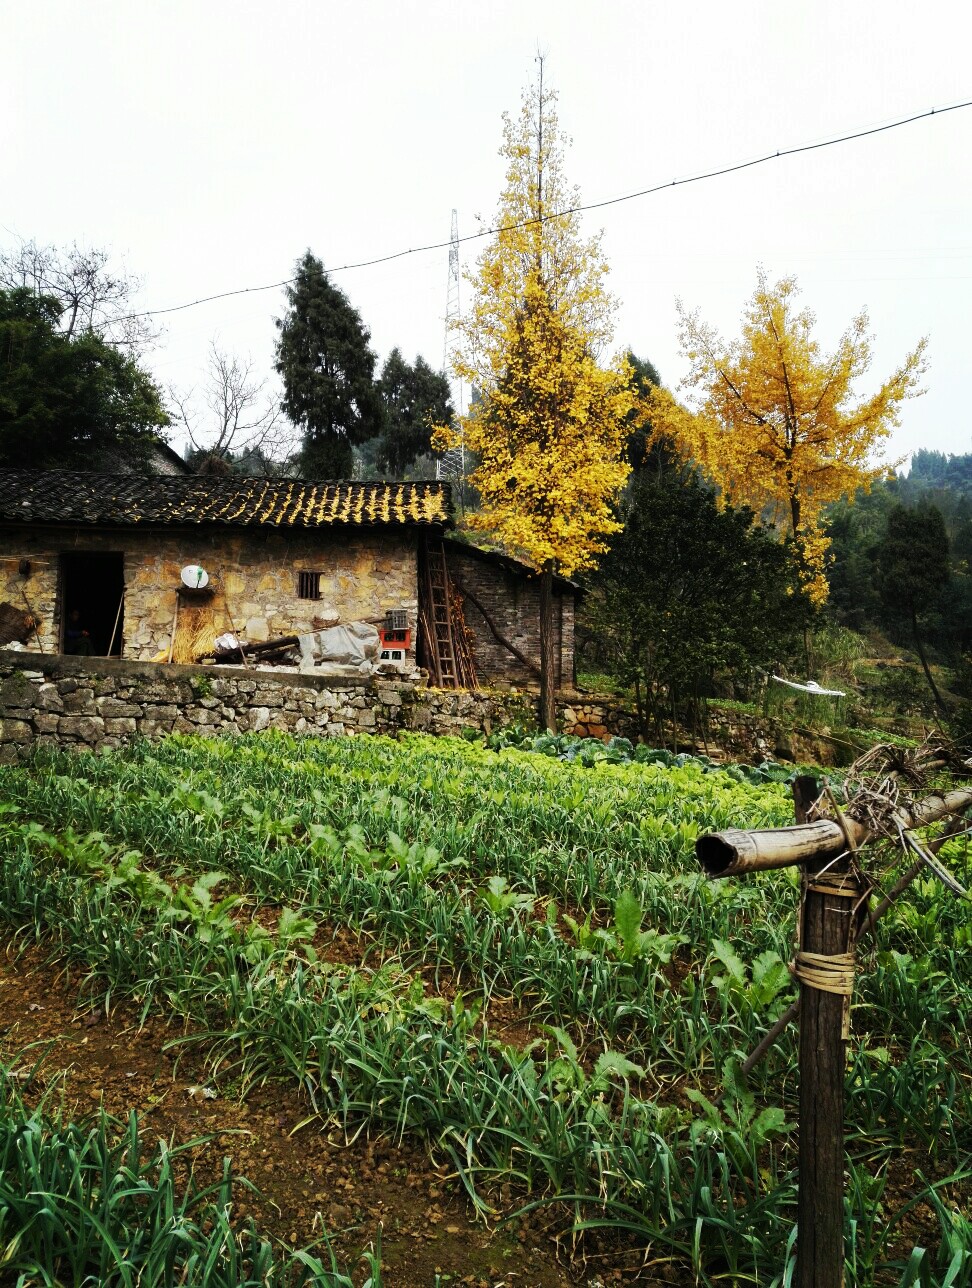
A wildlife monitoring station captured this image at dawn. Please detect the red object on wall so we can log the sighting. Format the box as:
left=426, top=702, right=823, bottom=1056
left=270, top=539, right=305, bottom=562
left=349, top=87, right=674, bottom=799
left=379, top=626, right=411, bottom=649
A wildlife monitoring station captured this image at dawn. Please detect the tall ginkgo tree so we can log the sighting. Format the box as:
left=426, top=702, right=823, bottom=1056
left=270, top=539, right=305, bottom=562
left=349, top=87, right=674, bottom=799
left=652, top=272, right=927, bottom=605
left=437, top=66, right=635, bottom=729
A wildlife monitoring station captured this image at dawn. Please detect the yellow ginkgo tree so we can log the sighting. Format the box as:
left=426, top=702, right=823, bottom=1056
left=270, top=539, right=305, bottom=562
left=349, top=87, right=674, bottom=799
left=652, top=272, right=927, bottom=605
left=436, top=66, right=635, bottom=729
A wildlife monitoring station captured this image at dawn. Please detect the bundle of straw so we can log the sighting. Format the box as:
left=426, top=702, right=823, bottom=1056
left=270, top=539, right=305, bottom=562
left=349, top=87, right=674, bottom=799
left=171, top=592, right=220, bottom=664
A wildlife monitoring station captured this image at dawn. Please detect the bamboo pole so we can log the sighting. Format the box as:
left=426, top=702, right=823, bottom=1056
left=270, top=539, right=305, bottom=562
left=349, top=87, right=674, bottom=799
left=107, top=592, right=124, bottom=657
left=696, top=789, right=972, bottom=878
left=697, top=819, right=851, bottom=877
left=166, top=594, right=180, bottom=665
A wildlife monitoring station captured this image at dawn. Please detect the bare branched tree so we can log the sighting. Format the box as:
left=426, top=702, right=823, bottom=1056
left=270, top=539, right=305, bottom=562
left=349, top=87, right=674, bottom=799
left=170, top=341, right=295, bottom=475
left=0, top=237, right=158, bottom=353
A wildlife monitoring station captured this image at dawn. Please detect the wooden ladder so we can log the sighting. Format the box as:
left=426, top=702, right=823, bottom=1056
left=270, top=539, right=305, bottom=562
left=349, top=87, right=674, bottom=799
left=421, top=540, right=459, bottom=688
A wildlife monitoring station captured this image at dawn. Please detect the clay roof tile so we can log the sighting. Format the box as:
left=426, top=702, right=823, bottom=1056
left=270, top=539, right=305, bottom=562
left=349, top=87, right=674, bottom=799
left=0, top=471, right=453, bottom=531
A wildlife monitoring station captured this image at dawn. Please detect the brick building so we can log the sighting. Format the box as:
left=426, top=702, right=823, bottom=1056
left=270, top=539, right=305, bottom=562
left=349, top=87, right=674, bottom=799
left=442, top=538, right=577, bottom=689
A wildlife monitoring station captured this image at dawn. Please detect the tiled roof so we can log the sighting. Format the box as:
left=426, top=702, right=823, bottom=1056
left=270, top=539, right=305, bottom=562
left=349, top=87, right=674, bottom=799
left=443, top=537, right=581, bottom=593
left=0, top=471, right=453, bottom=530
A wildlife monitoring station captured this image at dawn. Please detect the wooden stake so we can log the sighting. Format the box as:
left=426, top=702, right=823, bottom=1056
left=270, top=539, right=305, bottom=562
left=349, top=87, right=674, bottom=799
left=20, top=588, right=44, bottom=654
left=720, top=810, right=970, bottom=1100
left=166, top=593, right=180, bottom=665
left=538, top=569, right=556, bottom=733
left=217, top=569, right=248, bottom=669
left=107, top=592, right=124, bottom=657
left=793, top=775, right=855, bottom=1288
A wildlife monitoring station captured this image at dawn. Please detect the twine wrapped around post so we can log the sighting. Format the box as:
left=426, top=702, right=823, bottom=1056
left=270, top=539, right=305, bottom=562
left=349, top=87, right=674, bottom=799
left=791, top=950, right=856, bottom=996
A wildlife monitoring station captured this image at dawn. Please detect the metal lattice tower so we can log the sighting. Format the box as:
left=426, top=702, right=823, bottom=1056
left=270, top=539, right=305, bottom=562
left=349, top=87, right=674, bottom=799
left=437, top=210, right=465, bottom=485
left=443, top=209, right=460, bottom=377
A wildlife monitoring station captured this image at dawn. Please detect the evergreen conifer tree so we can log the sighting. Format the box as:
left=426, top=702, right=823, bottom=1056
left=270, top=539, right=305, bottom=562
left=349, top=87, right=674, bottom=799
left=275, top=252, right=383, bottom=477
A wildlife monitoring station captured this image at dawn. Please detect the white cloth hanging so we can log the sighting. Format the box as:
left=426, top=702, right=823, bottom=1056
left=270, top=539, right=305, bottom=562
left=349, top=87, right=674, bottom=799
left=771, top=674, right=846, bottom=697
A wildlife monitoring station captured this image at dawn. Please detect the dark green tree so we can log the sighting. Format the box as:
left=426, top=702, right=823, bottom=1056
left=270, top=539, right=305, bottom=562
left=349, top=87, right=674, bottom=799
left=589, top=470, right=806, bottom=743
left=623, top=351, right=668, bottom=475
left=274, top=252, right=383, bottom=477
left=954, top=516, right=972, bottom=571
left=878, top=502, right=951, bottom=710
left=906, top=448, right=972, bottom=497
left=0, top=288, right=168, bottom=469
left=376, top=349, right=453, bottom=475
left=824, top=483, right=897, bottom=631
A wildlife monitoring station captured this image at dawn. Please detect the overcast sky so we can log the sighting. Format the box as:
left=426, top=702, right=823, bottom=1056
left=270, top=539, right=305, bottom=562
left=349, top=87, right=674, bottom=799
left=5, top=0, right=971, bottom=466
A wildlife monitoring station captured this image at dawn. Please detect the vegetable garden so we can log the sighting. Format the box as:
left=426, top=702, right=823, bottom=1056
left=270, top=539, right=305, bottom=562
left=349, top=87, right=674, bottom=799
left=0, top=731, right=969, bottom=1286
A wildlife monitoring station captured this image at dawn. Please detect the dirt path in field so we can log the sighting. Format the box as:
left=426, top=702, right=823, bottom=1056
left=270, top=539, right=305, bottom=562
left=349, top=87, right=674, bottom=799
left=0, top=943, right=651, bottom=1287
left=4, top=940, right=954, bottom=1287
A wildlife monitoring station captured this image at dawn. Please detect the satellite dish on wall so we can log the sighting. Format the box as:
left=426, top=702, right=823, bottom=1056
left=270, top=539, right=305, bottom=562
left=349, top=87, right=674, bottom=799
left=181, top=564, right=210, bottom=590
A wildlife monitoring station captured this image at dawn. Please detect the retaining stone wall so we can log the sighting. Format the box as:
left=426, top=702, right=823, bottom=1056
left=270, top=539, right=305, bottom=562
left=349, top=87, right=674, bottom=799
left=0, top=652, right=530, bottom=764
left=0, top=652, right=805, bottom=766
left=560, top=696, right=797, bottom=762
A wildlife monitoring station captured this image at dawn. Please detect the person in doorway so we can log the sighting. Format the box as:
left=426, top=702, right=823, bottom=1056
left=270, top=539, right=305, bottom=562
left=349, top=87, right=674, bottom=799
left=64, top=608, right=94, bottom=655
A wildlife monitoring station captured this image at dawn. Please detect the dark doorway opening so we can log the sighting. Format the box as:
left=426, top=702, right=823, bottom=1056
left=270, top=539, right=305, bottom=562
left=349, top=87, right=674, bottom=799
left=60, top=553, right=125, bottom=656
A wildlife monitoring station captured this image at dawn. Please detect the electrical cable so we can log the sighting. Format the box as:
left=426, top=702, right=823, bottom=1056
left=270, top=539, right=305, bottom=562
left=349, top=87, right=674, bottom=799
left=112, top=98, right=972, bottom=324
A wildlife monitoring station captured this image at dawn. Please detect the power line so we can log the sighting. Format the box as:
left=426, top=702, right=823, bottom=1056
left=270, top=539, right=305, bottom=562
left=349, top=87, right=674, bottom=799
left=115, top=98, right=972, bottom=324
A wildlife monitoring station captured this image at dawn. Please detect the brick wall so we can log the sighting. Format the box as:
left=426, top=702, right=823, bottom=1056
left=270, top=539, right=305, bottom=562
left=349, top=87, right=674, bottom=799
left=446, top=544, right=575, bottom=688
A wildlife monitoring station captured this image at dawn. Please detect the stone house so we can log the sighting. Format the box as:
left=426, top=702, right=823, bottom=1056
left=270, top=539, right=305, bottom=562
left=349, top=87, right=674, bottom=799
left=140, top=440, right=192, bottom=476
left=0, top=470, right=450, bottom=663
left=0, top=470, right=578, bottom=687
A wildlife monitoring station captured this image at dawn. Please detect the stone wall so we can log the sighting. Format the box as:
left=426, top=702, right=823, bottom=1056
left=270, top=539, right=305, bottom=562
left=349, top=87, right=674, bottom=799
left=559, top=697, right=640, bottom=742
left=702, top=707, right=786, bottom=761
left=560, top=696, right=804, bottom=762
left=445, top=541, right=575, bottom=688
left=0, top=652, right=813, bottom=767
left=0, top=652, right=529, bottom=763
left=0, top=525, right=418, bottom=662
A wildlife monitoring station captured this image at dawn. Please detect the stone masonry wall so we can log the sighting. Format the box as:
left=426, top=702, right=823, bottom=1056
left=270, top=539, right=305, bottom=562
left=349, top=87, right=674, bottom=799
left=0, top=652, right=529, bottom=764
left=560, top=696, right=794, bottom=762
left=0, top=526, right=418, bottom=661
left=0, top=653, right=802, bottom=766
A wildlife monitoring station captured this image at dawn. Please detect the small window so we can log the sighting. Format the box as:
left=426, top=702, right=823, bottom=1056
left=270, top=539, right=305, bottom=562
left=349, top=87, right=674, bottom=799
left=297, top=571, right=322, bottom=600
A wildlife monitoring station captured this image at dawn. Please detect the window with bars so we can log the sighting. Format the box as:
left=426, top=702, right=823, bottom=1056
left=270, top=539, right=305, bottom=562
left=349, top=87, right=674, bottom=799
left=297, top=571, right=322, bottom=600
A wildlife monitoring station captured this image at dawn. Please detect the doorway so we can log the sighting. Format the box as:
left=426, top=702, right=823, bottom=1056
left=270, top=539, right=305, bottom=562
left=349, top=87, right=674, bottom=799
left=59, top=552, right=125, bottom=656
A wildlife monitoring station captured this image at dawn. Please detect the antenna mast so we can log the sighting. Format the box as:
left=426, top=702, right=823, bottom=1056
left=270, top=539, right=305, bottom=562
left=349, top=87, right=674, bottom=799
left=437, top=209, right=465, bottom=487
